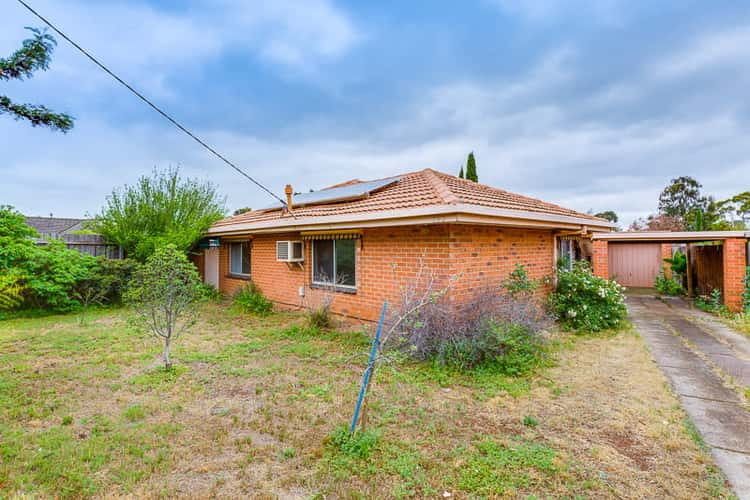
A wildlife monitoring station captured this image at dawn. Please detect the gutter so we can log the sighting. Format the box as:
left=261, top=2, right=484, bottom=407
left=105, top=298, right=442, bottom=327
left=592, top=231, right=750, bottom=242
left=208, top=203, right=614, bottom=236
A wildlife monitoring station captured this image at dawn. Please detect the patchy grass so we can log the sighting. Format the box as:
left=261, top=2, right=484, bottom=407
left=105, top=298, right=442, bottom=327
left=0, top=303, right=732, bottom=498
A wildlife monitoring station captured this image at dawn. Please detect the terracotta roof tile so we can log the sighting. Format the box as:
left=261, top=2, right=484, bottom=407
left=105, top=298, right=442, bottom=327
left=211, top=168, right=605, bottom=229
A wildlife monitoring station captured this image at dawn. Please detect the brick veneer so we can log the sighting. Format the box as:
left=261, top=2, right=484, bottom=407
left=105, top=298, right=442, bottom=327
left=592, top=240, right=609, bottom=279
left=661, top=243, right=672, bottom=279
left=212, top=224, right=557, bottom=322
left=723, top=238, right=748, bottom=312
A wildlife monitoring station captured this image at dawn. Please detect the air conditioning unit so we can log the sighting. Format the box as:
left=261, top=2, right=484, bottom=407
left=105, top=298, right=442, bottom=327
left=276, top=240, right=304, bottom=262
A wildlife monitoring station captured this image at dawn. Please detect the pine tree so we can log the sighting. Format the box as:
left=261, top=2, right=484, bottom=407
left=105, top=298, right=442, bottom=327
left=1, top=28, right=73, bottom=132
left=465, top=152, right=478, bottom=182
left=458, top=165, right=464, bottom=179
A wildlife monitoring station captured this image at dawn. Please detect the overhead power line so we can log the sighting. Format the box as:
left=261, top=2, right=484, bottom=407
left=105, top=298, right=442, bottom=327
left=15, top=0, right=289, bottom=208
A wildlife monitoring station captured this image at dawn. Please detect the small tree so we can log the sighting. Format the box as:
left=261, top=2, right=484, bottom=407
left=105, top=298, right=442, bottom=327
left=1, top=28, right=73, bottom=132
left=458, top=165, right=464, bottom=179
left=125, top=245, right=201, bottom=369
left=465, top=152, right=478, bottom=182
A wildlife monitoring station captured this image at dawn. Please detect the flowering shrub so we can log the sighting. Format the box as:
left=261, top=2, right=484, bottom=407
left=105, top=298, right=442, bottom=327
left=550, top=261, right=627, bottom=332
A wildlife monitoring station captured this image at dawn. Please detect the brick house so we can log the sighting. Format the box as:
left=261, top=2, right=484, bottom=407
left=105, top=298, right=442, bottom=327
left=199, top=169, right=613, bottom=322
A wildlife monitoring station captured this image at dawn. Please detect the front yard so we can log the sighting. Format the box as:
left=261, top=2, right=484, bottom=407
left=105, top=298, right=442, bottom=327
left=0, top=304, right=733, bottom=498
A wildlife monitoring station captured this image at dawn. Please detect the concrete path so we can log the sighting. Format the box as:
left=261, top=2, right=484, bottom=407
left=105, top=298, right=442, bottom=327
left=628, top=295, right=750, bottom=499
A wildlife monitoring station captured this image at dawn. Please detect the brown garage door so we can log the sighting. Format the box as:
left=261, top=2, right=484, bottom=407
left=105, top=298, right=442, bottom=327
left=608, top=242, right=662, bottom=287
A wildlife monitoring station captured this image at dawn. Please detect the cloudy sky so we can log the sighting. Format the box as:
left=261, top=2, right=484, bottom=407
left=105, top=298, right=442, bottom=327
left=2, top=0, right=750, bottom=226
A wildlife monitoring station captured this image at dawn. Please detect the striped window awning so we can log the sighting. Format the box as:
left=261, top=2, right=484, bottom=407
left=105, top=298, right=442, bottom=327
left=300, top=230, right=362, bottom=240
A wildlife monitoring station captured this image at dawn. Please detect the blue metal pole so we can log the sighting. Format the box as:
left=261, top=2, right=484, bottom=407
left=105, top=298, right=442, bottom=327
left=350, top=300, right=387, bottom=434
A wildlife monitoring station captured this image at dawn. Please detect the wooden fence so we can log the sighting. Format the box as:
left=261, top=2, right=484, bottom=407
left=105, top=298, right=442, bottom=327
left=689, top=243, right=723, bottom=297
left=37, top=234, right=123, bottom=259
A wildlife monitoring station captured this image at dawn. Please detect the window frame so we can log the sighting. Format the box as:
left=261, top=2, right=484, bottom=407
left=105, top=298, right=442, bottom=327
left=228, top=241, right=251, bottom=278
left=311, top=238, right=357, bottom=292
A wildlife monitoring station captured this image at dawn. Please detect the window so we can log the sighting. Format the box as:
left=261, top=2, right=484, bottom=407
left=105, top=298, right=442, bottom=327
left=229, top=241, right=251, bottom=276
left=312, top=239, right=356, bottom=288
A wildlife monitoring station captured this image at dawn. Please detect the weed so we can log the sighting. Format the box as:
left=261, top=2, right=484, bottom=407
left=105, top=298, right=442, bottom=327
left=233, top=283, right=273, bottom=316
left=683, top=418, right=708, bottom=452
left=328, top=425, right=380, bottom=460
left=123, top=404, right=146, bottom=422
left=456, top=439, right=559, bottom=495
left=61, top=415, right=73, bottom=426
left=282, top=447, right=296, bottom=459
left=523, top=415, right=539, bottom=428
left=129, top=366, right=187, bottom=391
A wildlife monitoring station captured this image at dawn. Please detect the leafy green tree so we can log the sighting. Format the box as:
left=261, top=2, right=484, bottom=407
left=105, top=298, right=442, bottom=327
left=465, top=152, right=478, bottom=182
left=233, top=207, right=252, bottom=216
left=1, top=28, right=73, bottom=132
left=125, top=244, right=202, bottom=369
left=594, top=211, right=618, bottom=223
left=93, top=167, right=226, bottom=261
left=458, top=165, right=464, bottom=179
left=658, top=176, right=705, bottom=222
left=685, top=196, right=734, bottom=231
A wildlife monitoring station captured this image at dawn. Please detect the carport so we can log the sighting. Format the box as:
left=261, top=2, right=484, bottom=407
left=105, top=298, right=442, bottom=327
left=592, top=231, right=750, bottom=312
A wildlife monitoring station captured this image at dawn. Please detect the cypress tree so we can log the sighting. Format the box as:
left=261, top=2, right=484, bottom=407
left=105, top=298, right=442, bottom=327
left=466, top=152, right=478, bottom=182
left=458, top=165, right=464, bottom=179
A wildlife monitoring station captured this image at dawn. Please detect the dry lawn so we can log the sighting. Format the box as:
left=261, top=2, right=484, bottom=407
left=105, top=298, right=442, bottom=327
left=0, top=303, right=734, bottom=499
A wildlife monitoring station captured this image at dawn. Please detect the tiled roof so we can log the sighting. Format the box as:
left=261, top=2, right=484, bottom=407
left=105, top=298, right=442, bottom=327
left=211, top=168, right=606, bottom=230
left=25, top=216, right=88, bottom=237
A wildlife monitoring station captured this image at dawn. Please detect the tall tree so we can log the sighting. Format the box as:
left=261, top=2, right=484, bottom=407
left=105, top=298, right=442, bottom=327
left=458, top=165, right=464, bottom=179
left=657, top=176, right=705, bottom=221
left=92, top=167, right=226, bottom=261
left=594, top=210, right=618, bottom=223
left=465, top=152, right=478, bottom=182
left=1, top=28, right=73, bottom=132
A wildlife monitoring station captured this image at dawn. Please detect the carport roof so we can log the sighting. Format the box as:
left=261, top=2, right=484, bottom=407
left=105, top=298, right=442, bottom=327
left=593, top=231, right=750, bottom=242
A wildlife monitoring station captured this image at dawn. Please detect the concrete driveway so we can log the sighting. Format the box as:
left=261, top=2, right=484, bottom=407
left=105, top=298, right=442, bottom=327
left=628, top=294, right=750, bottom=499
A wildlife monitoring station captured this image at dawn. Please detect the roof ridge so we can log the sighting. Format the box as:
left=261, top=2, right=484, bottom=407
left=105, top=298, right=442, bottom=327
left=430, top=169, right=592, bottom=215
left=422, top=168, right=460, bottom=204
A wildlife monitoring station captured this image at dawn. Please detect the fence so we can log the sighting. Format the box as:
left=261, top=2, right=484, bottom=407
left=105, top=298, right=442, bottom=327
left=36, top=233, right=123, bottom=259
left=689, top=243, right=723, bottom=297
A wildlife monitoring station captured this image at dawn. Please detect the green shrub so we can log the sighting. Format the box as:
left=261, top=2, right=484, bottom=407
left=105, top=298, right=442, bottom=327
left=233, top=283, right=273, bottom=316
left=442, top=320, right=546, bottom=375
left=1, top=205, right=116, bottom=312
left=0, top=271, right=24, bottom=310
left=197, top=283, right=223, bottom=303
left=663, top=250, right=687, bottom=277
left=743, top=267, right=750, bottom=313
left=23, top=240, right=98, bottom=311
left=550, top=261, right=627, bottom=332
left=502, top=264, right=539, bottom=298
left=655, top=269, right=685, bottom=296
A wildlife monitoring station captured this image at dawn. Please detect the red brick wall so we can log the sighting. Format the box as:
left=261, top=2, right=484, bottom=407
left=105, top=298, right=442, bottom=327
left=214, top=224, right=557, bottom=322
left=592, top=240, right=609, bottom=279
left=448, top=225, right=554, bottom=305
left=723, top=238, right=747, bottom=312
left=661, top=243, right=672, bottom=279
